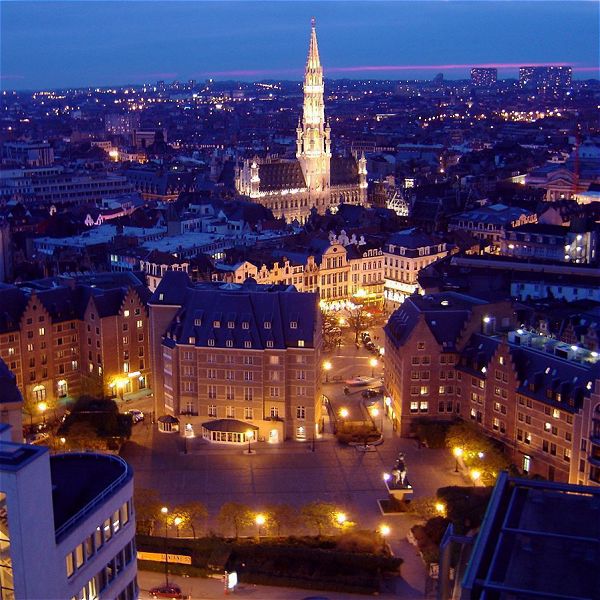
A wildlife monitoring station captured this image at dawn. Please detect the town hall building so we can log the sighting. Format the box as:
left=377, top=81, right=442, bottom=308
left=235, top=19, right=367, bottom=223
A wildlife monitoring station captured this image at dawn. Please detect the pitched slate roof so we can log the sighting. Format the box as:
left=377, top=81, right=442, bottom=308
left=258, top=161, right=307, bottom=192
left=154, top=272, right=318, bottom=350
left=330, top=157, right=359, bottom=186
left=0, top=286, right=28, bottom=333
left=0, top=357, right=23, bottom=405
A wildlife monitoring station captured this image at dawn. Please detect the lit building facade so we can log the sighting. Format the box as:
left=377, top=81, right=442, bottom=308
left=0, top=273, right=151, bottom=414
left=384, top=292, right=600, bottom=485
left=149, top=271, right=322, bottom=443
left=519, top=66, right=572, bottom=90
left=235, top=19, right=367, bottom=222
left=383, top=229, right=448, bottom=308
left=0, top=439, right=137, bottom=600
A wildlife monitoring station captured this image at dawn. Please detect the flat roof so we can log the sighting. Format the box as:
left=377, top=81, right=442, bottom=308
left=50, top=453, right=132, bottom=539
left=462, top=473, right=600, bottom=599
left=0, top=441, right=47, bottom=471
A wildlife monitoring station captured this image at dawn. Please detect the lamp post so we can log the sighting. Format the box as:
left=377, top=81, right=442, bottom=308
left=379, top=524, right=391, bottom=552
left=245, top=429, right=254, bottom=455
left=453, top=447, right=463, bottom=473
left=38, top=401, right=47, bottom=426
left=370, top=406, right=383, bottom=432
left=174, top=516, right=182, bottom=537
left=323, top=360, right=332, bottom=383
left=255, top=513, right=265, bottom=540
left=336, top=512, right=347, bottom=528
left=161, top=506, right=169, bottom=586
left=369, top=357, right=378, bottom=378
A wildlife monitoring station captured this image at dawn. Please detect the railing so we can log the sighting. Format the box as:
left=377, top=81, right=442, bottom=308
left=55, top=453, right=132, bottom=541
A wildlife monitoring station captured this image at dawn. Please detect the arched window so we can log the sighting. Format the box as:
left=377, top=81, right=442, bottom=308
left=33, top=384, right=46, bottom=402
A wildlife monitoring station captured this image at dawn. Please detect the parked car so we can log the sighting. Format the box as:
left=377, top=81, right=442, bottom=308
left=27, top=432, right=50, bottom=445
left=149, top=584, right=183, bottom=599
left=344, top=376, right=373, bottom=387
left=125, top=409, right=144, bottom=424
left=362, top=388, right=380, bottom=398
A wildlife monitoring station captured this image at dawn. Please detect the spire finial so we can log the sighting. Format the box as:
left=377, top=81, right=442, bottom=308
left=311, top=16, right=316, bottom=29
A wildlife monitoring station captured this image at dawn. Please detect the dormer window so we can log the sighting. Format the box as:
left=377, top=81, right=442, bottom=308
left=298, top=340, right=305, bottom=347
left=242, top=322, right=249, bottom=330
left=228, top=321, right=235, bottom=329
left=213, top=320, right=220, bottom=328
left=189, top=336, right=195, bottom=344
left=290, top=321, right=298, bottom=329
left=266, top=340, right=274, bottom=348
left=244, top=341, right=252, bottom=349
left=159, top=293, right=164, bottom=301
left=208, top=339, right=215, bottom=347
left=194, top=318, right=202, bottom=326
left=264, top=321, right=271, bottom=329
left=124, top=310, right=130, bottom=317
left=226, top=340, right=233, bottom=348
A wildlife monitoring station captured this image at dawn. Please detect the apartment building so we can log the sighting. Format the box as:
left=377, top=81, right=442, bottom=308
left=384, top=292, right=600, bottom=485
left=0, top=273, right=151, bottom=412
left=383, top=229, right=448, bottom=308
left=0, top=435, right=137, bottom=600
left=149, top=271, right=322, bottom=443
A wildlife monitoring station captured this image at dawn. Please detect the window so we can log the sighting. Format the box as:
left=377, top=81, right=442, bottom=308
left=264, top=321, right=271, bottom=329
left=226, top=406, right=235, bottom=418
left=226, top=386, right=234, bottom=401
left=228, top=321, right=235, bottom=329
left=290, top=321, right=298, bottom=329
left=124, top=310, right=130, bottom=317
left=269, top=356, right=280, bottom=365
left=550, top=443, right=557, bottom=456
left=296, top=406, right=306, bottom=419
left=298, top=340, right=305, bottom=347
left=270, top=387, right=280, bottom=397
left=208, top=385, right=217, bottom=399
left=244, top=387, right=253, bottom=402
left=410, top=401, right=419, bottom=413
left=420, top=401, right=428, bottom=412
left=266, top=340, right=274, bottom=348
left=38, top=327, right=45, bottom=336
left=243, top=356, right=253, bottom=365
left=207, top=368, right=217, bottom=379
left=564, top=448, right=571, bottom=462
left=523, top=455, right=531, bottom=473
left=208, top=405, right=217, bottom=417
left=122, top=336, right=128, bottom=345
left=244, top=341, right=252, bottom=349
left=244, top=407, right=253, bottom=419
left=420, top=386, right=428, bottom=396
left=417, top=342, right=425, bottom=350
left=66, top=552, right=75, bottom=577
left=136, top=320, right=143, bottom=329
left=270, top=406, right=279, bottom=418
left=244, top=371, right=253, bottom=381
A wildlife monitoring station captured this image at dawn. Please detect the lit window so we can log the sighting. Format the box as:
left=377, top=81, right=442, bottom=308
left=290, top=321, right=298, bottom=329
left=124, top=310, right=130, bottom=317
left=298, top=340, right=305, bottom=347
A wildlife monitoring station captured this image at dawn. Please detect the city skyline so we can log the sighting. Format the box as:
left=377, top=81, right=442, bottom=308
left=1, top=0, right=598, bottom=90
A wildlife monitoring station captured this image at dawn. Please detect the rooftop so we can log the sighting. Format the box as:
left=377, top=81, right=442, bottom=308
left=461, top=473, right=600, bottom=600
left=50, top=453, right=132, bottom=540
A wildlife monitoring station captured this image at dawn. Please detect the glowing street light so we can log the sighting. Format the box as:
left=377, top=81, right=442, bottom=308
left=435, top=502, right=446, bottom=516
left=161, top=507, right=170, bottom=586
left=336, top=512, right=347, bottom=526
left=453, top=447, right=463, bottom=473
left=370, top=357, right=378, bottom=377
left=174, top=516, right=182, bottom=537
left=323, top=360, right=332, bottom=383
left=471, top=469, right=481, bottom=482
left=245, top=429, right=255, bottom=455
left=339, top=408, right=349, bottom=419
left=383, top=472, right=391, bottom=483
left=255, top=513, right=266, bottom=539
left=379, top=524, right=391, bottom=551
left=38, top=401, right=48, bottom=425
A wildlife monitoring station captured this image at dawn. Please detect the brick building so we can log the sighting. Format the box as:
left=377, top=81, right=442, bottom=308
left=384, top=292, right=600, bottom=485
left=0, top=273, right=151, bottom=416
left=149, top=271, right=322, bottom=443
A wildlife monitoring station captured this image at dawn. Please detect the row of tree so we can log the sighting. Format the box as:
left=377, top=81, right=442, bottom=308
left=135, top=488, right=353, bottom=539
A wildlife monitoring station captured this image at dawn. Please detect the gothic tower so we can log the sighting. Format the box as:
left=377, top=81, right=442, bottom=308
left=297, top=18, right=331, bottom=207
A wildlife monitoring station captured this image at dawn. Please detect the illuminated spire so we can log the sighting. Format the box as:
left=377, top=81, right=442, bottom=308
left=306, top=17, right=321, bottom=72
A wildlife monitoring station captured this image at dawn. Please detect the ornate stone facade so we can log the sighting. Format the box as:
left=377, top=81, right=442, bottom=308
left=236, top=19, right=367, bottom=223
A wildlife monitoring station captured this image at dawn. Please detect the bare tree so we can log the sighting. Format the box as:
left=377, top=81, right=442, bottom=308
left=217, top=502, right=254, bottom=539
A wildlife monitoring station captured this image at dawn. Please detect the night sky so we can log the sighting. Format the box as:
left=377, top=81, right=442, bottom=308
left=1, top=1, right=598, bottom=90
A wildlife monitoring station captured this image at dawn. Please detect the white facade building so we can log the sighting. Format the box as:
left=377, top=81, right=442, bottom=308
left=0, top=439, right=137, bottom=600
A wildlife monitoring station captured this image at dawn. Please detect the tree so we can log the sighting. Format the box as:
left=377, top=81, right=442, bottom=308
left=343, top=302, right=372, bottom=344
left=322, top=312, right=342, bottom=351
left=407, top=497, right=442, bottom=520
left=63, top=422, right=106, bottom=451
left=23, top=393, right=57, bottom=427
left=176, top=501, right=208, bottom=538
left=301, top=501, right=340, bottom=537
left=265, top=504, right=301, bottom=537
left=217, top=502, right=253, bottom=539
left=134, top=488, right=163, bottom=535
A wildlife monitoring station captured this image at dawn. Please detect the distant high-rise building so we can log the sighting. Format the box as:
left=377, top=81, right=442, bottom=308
left=2, top=141, right=54, bottom=167
left=519, top=66, right=572, bottom=90
left=104, top=113, right=141, bottom=136
left=471, top=68, right=497, bottom=87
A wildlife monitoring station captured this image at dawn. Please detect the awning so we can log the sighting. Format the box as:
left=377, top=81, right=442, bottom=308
left=201, top=419, right=259, bottom=434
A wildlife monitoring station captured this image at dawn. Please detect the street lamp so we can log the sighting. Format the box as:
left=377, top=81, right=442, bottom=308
left=245, top=429, right=254, bottom=455
left=161, top=506, right=169, bottom=586
left=174, top=516, right=182, bottom=537
left=339, top=408, right=349, bottom=419
left=38, top=401, right=47, bottom=425
left=371, top=406, right=383, bottom=432
left=255, top=513, right=265, bottom=540
left=379, top=524, right=391, bottom=551
left=323, top=360, right=332, bottom=383
left=453, top=447, right=463, bottom=473
left=336, top=512, right=347, bottom=526
left=369, top=358, right=378, bottom=378
left=471, top=469, right=481, bottom=483
left=435, top=502, right=446, bottom=517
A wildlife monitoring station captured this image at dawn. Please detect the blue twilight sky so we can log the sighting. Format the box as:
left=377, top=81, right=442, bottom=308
left=1, top=1, right=598, bottom=90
